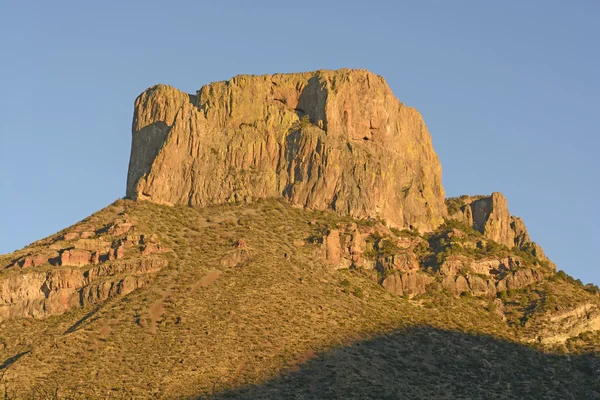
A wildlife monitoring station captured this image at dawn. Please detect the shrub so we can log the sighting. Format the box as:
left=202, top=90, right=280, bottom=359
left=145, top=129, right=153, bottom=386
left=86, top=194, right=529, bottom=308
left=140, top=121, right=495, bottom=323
left=584, top=283, right=600, bottom=295
left=445, top=197, right=465, bottom=215
left=378, top=238, right=400, bottom=257
left=353, top=287, right=364, bottom=299
left=519, top=295, right=529, bottom=307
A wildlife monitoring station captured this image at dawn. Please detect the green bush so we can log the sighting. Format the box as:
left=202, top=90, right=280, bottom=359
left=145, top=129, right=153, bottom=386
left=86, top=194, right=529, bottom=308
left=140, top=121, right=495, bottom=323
left=584, top=283, right=600, bottom=295
left=353, top=287, right=364, bottom=299
left=445, top=197, right=465, bottom=215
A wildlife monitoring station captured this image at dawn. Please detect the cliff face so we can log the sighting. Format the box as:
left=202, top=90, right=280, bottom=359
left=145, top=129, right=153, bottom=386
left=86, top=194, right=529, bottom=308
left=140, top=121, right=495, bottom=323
left=447, top=193, right=550, bottom=263
left=127, top=69, right=446, bottom=231
left=0, top=210, right=170, bottom=321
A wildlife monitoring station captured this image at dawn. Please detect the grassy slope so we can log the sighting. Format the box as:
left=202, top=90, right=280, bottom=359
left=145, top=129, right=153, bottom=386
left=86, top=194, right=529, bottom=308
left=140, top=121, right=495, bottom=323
left=0, top=199, right=598, bottom=399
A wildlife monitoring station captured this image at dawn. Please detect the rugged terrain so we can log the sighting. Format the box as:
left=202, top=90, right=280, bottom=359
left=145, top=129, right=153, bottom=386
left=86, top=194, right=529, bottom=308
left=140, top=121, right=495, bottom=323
left=1, top=69, right=599, bottom=399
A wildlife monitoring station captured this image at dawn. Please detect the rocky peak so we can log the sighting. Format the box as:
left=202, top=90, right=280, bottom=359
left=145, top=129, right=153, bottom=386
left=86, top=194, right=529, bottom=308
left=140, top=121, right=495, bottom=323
left=127, top=69, right=446, bottom=231
left=446, top=193, right=549, bottom=261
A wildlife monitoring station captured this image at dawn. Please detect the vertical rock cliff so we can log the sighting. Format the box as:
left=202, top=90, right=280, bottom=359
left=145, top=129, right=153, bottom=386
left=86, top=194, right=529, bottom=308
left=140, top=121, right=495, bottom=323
left=126, top=69, right=446, bottom=231
left=447, top=193, right=552, bottom=265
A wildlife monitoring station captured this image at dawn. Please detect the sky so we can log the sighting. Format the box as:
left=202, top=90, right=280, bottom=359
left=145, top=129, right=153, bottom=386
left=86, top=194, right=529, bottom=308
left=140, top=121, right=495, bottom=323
left=1, top=1, right=598, bottom=285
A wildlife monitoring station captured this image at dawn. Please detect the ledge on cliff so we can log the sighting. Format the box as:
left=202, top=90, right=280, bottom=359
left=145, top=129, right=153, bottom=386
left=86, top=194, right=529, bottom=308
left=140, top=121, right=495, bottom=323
left=126, top=69, right=446, bottom=232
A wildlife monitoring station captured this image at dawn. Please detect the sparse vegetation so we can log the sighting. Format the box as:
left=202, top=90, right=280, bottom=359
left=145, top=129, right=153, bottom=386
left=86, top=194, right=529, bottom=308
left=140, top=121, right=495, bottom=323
left=0, top=199, right=597, bottom=399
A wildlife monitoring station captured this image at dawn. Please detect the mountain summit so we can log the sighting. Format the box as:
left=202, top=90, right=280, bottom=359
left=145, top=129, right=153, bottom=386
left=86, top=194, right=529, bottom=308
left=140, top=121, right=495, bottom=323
left=127, top=69, right=445, bottom=231
left=0, top=70, right=598, bottom=399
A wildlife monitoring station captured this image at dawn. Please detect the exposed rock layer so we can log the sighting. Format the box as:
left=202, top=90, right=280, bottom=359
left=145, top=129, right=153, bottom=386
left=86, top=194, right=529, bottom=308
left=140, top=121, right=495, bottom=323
left=0, top=258, right=166, bottom=321
left=0, top=216, right=169, bottom=321
left=319, top=224, right=546, bottom=298
left=127, top=69, right=446, bottom=231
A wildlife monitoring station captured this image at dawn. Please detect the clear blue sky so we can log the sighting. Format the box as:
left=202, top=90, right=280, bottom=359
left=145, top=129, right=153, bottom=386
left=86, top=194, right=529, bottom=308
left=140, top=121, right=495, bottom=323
left=1, top=1, right=598, bottom=285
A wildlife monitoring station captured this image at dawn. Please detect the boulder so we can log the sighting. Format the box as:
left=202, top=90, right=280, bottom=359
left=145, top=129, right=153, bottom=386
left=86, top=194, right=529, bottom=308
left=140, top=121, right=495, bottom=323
left=60, top=249, right=92, bottom=267
left=381, top=271, right=433, bottom=297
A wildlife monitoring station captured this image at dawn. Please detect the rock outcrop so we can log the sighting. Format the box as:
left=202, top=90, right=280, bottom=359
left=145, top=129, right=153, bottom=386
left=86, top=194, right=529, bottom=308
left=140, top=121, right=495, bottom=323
left=447, top=193, right=551, bottom=264
left=318, top=219, right=550, bottom=299
left=525, top=304, right=600, bottom=345
left=438, top=255, right=544, bottom=297
left=0, top=258, right=166, bottom=321
left=127, top=69, right=446, bottom=231
left=381, top=271, right=433, bottom=297
left=0, top=215, right=170, bottom=321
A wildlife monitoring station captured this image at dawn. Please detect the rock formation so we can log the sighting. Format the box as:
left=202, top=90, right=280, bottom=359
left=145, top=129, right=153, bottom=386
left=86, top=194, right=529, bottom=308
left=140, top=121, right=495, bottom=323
left=2, top=69, right=600, bottom=398
left=0, top=214, right=170, bottom=321
left=318, top=223, right=548, bottom=299
left=447, top=193, right=551, bottom=264
left=127, top=69, right=446, bottom=231
left=526, top=303, right=600, bottom=345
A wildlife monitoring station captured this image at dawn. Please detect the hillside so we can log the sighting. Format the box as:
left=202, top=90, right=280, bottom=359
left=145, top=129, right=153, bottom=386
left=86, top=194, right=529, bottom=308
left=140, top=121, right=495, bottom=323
left=1, top=199, right=599, bottom=398
left=1, top=69, right=599, bottom=399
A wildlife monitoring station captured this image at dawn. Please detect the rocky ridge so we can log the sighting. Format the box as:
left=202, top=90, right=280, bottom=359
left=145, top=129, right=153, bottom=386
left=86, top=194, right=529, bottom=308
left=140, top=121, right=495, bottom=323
left=446, top=193, right=550, bottom=263
left=0, top=212, right=169, bottom=321
left=318, top=213, right=548, bottom=300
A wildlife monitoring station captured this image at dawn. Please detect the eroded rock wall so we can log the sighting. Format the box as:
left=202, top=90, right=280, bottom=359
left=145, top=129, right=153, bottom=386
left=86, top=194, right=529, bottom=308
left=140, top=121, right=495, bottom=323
left=448, top=192, right=551, bottom=265
left=127, top=69, right=446, bottom=231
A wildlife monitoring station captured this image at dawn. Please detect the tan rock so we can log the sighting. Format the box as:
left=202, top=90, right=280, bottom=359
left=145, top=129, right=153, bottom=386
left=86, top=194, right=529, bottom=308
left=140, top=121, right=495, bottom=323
left=126, top=69, right=446, bottom=231
left=220, top=249, right=252, bottom=268
left=470, top=193, right=514, bottom=247
left=379, top=252, right=419, bottom=272
left=18, top=253, right=55, bottom=269
left=324, top=229, right=342, bottom=267
left=60, top=249, right=92, bottom=267
left=448, top=193, right=551, bottom=261
left=114, top=244, right=126, bottom=260
left=496, top=268, right=543, bottom=292
left=381, top=271, right=433, bottom=297
left=530, top=304, right=600, bottom=345
left=442, top=275, right=470, bottom=296
left=0, top=258, right=168, bottom=322
left=510, top=217, right=530, bottom=248
left=466, top=275, right=495, bottom=297
left=141, top=241, right=169, bottom=256
left=80, top=231, right=95, bottom=239
left=439, top=255, right=471, bottom=277
left=63, top=232, right=80, bottom=241
left=108, top=220, right=133, bottom=236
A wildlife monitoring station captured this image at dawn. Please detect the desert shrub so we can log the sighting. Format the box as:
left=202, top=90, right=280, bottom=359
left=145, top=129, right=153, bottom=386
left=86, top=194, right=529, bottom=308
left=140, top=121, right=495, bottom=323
left=519, top=295, right=529, bottom=307
left=584, top=283, right=600, bottom=295
left=445, top=196, right=469, bottom=215
left=558, top=270, right=569, bottom=279
left=378, top=238, right=400, bottom=257
left=353, top=287, right=364, bottom=299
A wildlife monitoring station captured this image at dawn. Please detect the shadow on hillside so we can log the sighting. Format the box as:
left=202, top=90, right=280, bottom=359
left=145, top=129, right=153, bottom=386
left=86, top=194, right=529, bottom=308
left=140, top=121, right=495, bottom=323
left=207, top=326, right=599, bottom=400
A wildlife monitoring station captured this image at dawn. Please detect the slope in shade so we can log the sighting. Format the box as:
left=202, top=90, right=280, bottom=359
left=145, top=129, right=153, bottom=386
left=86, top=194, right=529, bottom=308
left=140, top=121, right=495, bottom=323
left=213, top=326, right=600, bottom=400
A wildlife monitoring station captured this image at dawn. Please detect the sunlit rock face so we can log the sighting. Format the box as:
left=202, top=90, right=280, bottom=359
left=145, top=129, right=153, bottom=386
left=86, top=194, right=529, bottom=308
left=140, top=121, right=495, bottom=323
left=126, top=69, right=446, bottom=231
